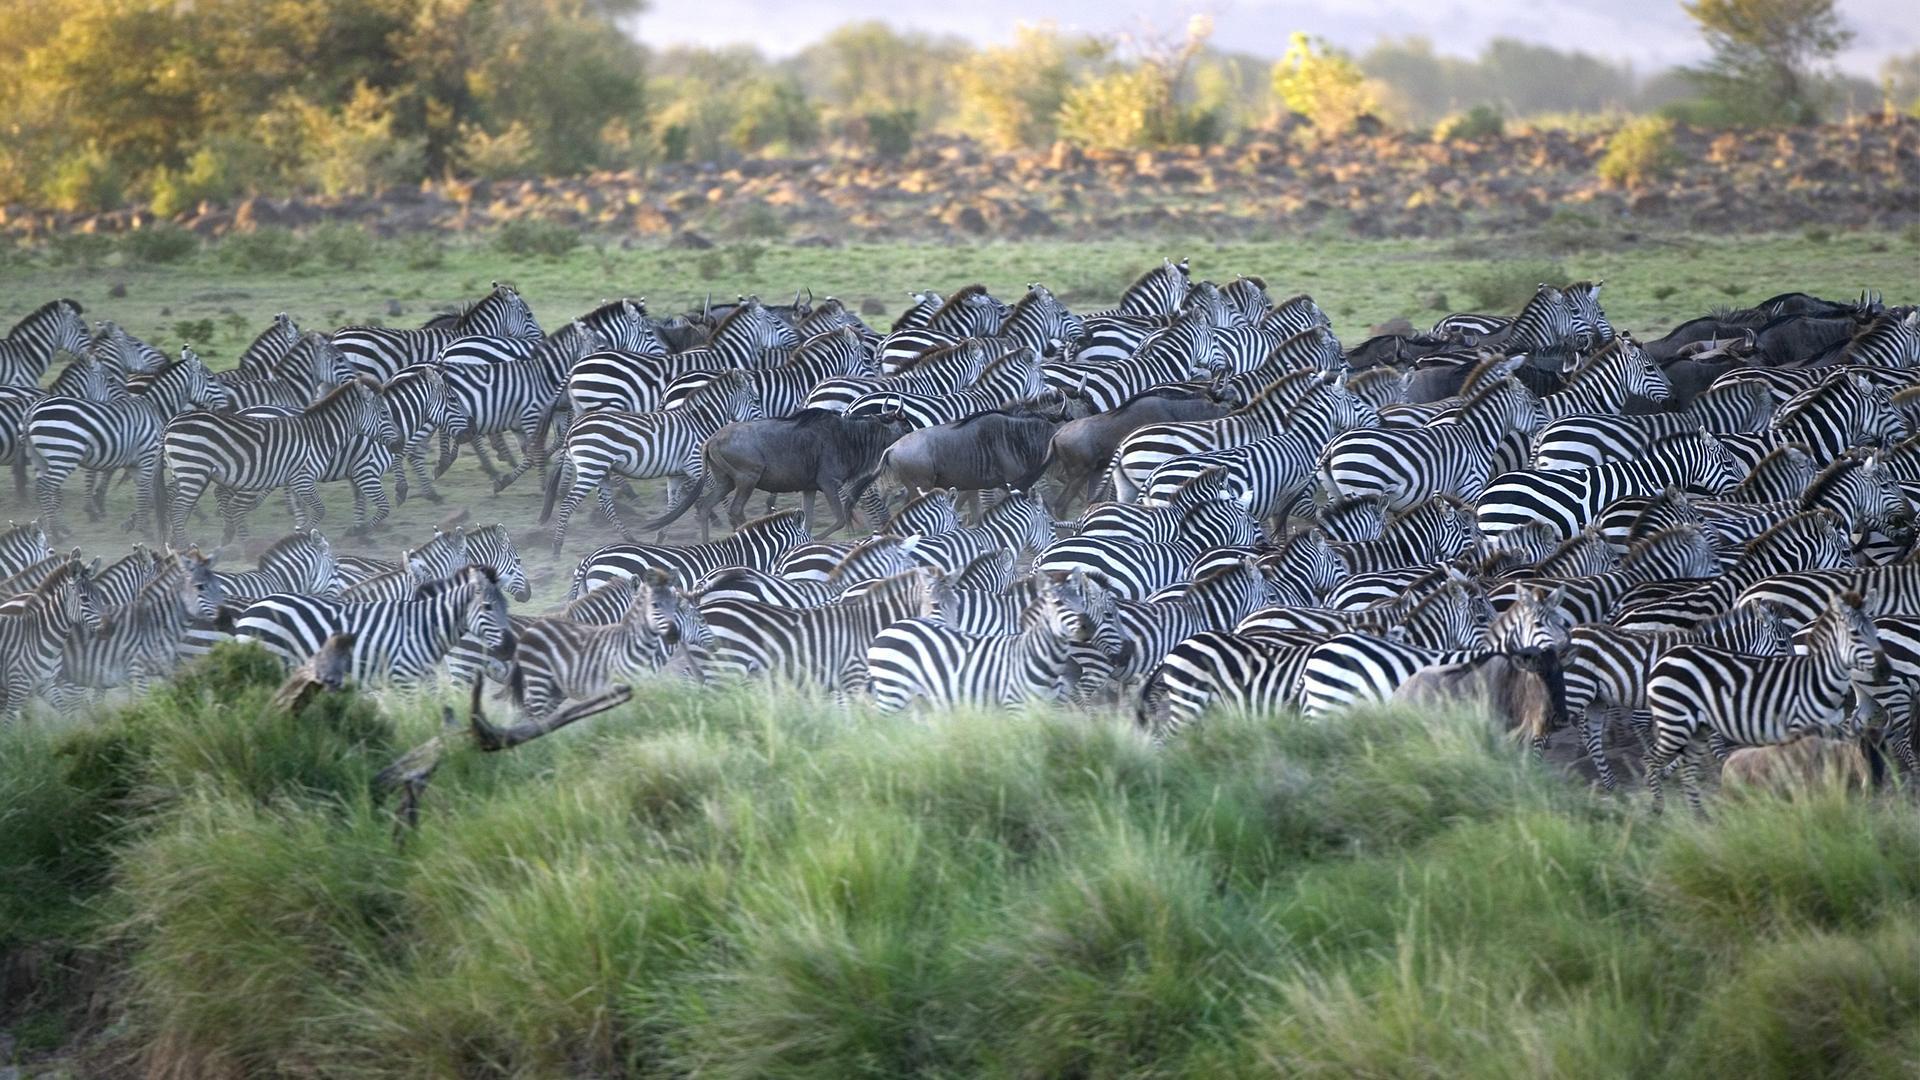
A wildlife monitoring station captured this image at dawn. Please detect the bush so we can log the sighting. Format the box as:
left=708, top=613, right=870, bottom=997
left=307, top=222, right=377, bottom=269
left=172, top=319, right=217, bottom=346
left=219, top=226, right=307, bottom=272
left=45, top=232, right=117, bottom=269
left=730, top=80, right=821, bottom=154
left=862, top=109, right=918, bottom=158
left=147, top=139, right=263, bottom=218
left=122, top=223, right=199, bottom=264
left=1598, top=116, right=1680, bottom=189
left=42, top=144, right=127, bottom=213
left=493, top=218, right=580, bottom=258
left=727, top=203, right=786, bottom=241
left=289, top=83, right=427, bottom=197
left=1460, top=259, right=1569, bottom=311
left=1272, top=32, right=1382, bottom=136
left=1434, top=104, right=1504, bottom=141
left=456, top=120, right=539, bottom=180
left=398, top=235, right=446, bottom=271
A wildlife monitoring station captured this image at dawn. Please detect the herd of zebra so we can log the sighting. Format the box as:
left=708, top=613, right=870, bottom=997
left=2, top=262, right=1919, bottom=811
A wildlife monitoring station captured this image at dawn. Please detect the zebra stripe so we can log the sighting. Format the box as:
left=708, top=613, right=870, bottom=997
left=233, top=565, right=512, bottom=686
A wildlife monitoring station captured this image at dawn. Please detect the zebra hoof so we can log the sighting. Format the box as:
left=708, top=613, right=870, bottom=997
left=423, top=491, right=445, bottom=505
left=492, top=478, right=514, bottom=494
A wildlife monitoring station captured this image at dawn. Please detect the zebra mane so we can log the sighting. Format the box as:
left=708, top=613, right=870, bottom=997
left=926, top=284, right=992, bottom=327
left=1119, top=262, right=1186, bottom=308
left=1745, top=509, right=1840, bottom=553
left=1619, top=524, right=1709, bottom=574
left=8, top=298, right=83, bottom=333
left=1774, top=370, right=1867, bottom=427
left=412, top=563, right=497, bottom=600
left=826, top=535, right=910, bottom=584
left=734, top=508, right=808, bottom=537
left=1799, top=452, right=1875, bottom=509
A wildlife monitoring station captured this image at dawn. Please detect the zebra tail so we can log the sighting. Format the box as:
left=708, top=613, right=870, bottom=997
left=531, top=393, right=567, bottom=458
left=9, top=443, right=26, bottom=495
left=1135, top=662, right=1170, bottom=735
left=642, top=470, right=706, bottom=532
left=538, top=455, right=570, bottom=525
left=843, top=461, right=887, bottom=526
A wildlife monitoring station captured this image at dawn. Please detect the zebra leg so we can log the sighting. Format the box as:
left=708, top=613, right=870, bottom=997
left=1679, top=743, right=1709, bottom=817
left=405, top=444, right=443, bottom=503
left=287, top=473, right=324, bottom=531
left=549, top=474, right=600, bottom=555
left=349, top=469, right=391, bottom=535
left=465, top=433, right=508, bottom=488
left=83, top=468, right=107, bottom=522
left=489, top=432, right=520, bottom=471
left=1583, top=708, right=1620, bottom=792
left=128, top=450, right=161, bottom=539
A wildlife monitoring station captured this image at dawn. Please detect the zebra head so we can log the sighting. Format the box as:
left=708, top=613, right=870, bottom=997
left=1564, top=280, right=1613, bottom=351
left=48, top=299, right=92, bottom=357
left=1491, top=584, right=1574, bottom=672
left=1618, top=338, right=1672, bottom=404
left=58, top=554, right=105, bottom=638
left=455, top=565, right=514, bottom=651
left=1818, top=589, right=1889, bottom=689
left=985, top=488, right=1057, bottom=557
left=175, top=547, right=224, bottom=620
left=1039, top=569, right=1109, bottom=645
left=406, top=528, right=468, bottom=583
left=467, top=524, right=531, bottom=602
left=346, top=376, right=398, bottom=445
left=1264, top=528, right=1346, bottom=605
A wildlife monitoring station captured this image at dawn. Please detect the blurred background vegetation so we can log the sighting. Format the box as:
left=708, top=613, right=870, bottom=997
left=0, top=0, right=1909, bottom=213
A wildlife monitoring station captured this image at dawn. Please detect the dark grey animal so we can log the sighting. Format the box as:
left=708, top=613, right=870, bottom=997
left=1039, top=386, right=1235, bottom=515
left=647, top=409, right=908, bottom=541
left=849, top=409, right=1063, bottom=523
left=1343, top=333, right=1457, bottom=372
left=1752, top=314, right=1861, bottom=367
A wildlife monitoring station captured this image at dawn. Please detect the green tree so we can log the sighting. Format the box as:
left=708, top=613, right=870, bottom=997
left=952, top=24, right=1095, bottom=150
left=1272, top=32, right=1381, bottom=134
left=793, top=22, right=968, bottom=127
left=1682, top=0, right=1854, bottom=124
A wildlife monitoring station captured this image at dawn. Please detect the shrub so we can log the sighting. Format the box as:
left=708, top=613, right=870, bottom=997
left=727, top=243, right=768, bottom=275
left=493, top=218, right=581, bottom=258
left=306, top=222, right=377, bottom=269
left=1597, top=116, right=1680, bottom=189
left=45, top=233, right=117, bottom=269
left=147, top=139, right=262, bottom=218
left=398, top=235, right=446, bottom=271
left=172, top=319, right=217, bottom=346
left=42, top=144, right=127, bottom=212
left=219, top=226, right=306, bottom=272
left=1434, top=104, right=1504, bottom=141
left=862, top=109, right=918, bottom=158
left=1271, top=32, right=1382, bottom=136
left=122, top=223, right=199, bottom=264
left=727, top=203, right=786, bottom=241
left=456, top=120, right=539, bottom=180
left=1651, top=283, right=1680, bottom=300
left=290, top=83, right=427, bottom=197
left=730, top=80, right=821, bottom=154
left=1460, top=260, right=1569, bottom=311
left=696, top=249, right=727, bottom=280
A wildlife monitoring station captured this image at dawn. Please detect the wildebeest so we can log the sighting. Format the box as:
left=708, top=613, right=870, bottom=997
left=848, top=409, right=1064, bottom=523
left=646, top=408, right=909, bottom=541
left=1039, top=385, right=1236, bottom=515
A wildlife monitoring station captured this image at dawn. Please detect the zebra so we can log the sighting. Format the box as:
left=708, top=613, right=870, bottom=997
left=1315, top=494, right=1387, bottom=542
left=1, top=354, right=127, bottom=499
left=25, top=348, right=225, bottom=539
left=0, top=521, right=56, bottom=583
left=571, top=509, right=812, bottom=595
left=1320, top=377, right=1542, bottom=513
left=213, top=331, right=351, bottom=412
left=0, top=299, right=89, bottom=388
left=1835, top=309, right=1920, bottom=369
left=1106, top=371, right=1367, bottom=502
left=700, top=566, right=943, bottom=693
left=1475, top=432, right=1741, bottom=542
left=52, top=548, right=224, bottom=702
left=1078, top=466, right=1239, bottom=542
left=1327, top=497, right=1478, bottom=576
left=1095, top=557, right=1276, bottom=681
left=843, top=346, right=1050, bottom=430
left=332, top=282, right=541, bottom=383
left=1764, top=372, right=1907, bottom=462
left=661, top=325, right=876, bottom=417
left=907, top=489, right=1057, bottom=573
left=807, top=337, right=994, bottom=414
left=691, top=534, right=927, bottom=609
left=210, top=530, right=343, bottom=604
left=1736, top=563, right=1920, bottom=631
left=1532, top=387, right=1777, bottom=473
left=1238, top=567, right=1491, bottom=651
left=88, top=321, right=168, bottom=381
left=1610, top=511, right=1855, bottom=632
left=1071, top=260, right=1192, bottom=365
left=440, top=320, right=609, bottom=491
left=508, top=572, right=703, bottom=720
left=1562, top=281, right=1614, bottom=351
left=338, top=524, right=533, bottom=604
left=1831, top=614, right=1920, bottom=775
left=1536, top=338, right=1672, bottom=420
left=0, top=556, right=103, bottom=720
left=1645, top=590, right=1887, bottom=814
left=234, top=565, right=512, bottom=687
left=380, top=363, right=463, bottom=505
left=1136, top=629, right=1319, bottom=741
left=551, top=297, right=793, bottom=429
left=1490, top=525, right=1721, bottom=625
left=88, top=545, right=162, bottom=610
left=159, top=377, right=395, bottom=548
left=541, top=371, right=764, bottom=553
left=1035, top=493, right=1262, bottom=600
left=1552, top=604, right=1792, bottom=792
left=876, top=285, right=1012, bottom=372
left=865, top=573, right=1106, bottom=712
left=230, top=312, right=302, bottom=379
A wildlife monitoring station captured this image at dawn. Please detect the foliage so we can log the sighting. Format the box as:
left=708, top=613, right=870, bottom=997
left=3, top=667, right=1917, bottom=1075
left=1272, top=32, right=1382, bottom=135
left=1598, top=116, right=1682, bottom=188
left=1460, top=259, right=1569, bottom=310
left=1364, top=36, right=1645, bottom=127
left=42, top=144, right=127, bottom=213
left=1434, top=104, right=1505, bottom=141
left=494, top=218, right=581, bottom=259
left=307, top=223, right=377, bottom=269
left=1683, top=0, right=1855, bottom=125
left=1056, top=16, right=1223, bottom=150
left=219, top=227, right=307, bottom=273
left=729, top=80, right=821, bottom=155
left=951, top=24, right=1088, bottom=150
left=454, top=121, right=539, bottom=181
left=290, top=83, right=427, bottom=197
left=791, top=22, right=969, bottom=130
left=121, top=222, right=200, bottom=263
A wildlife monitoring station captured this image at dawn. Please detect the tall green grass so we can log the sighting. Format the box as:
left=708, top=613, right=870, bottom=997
left=3, top=646, right=1917, bottom=1076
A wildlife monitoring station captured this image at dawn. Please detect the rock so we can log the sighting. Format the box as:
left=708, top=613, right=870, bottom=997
left=859, top=298, right=887, bottom=316
left=1421, top=292, right=1450, bottom=312
left=108, top=282, right=127, bottom=298
left=159, top=306, right=171, bottom=316
left=386, top=299, right=405, bottom=317
left=669, top=230, right=715, bottom=250
left=791, top=234, right=841, bottom=248
left=942, top=203, right=990, bottom=235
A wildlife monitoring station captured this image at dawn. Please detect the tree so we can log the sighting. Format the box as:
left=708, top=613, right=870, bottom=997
left=1272, top=33, right=1381, bottom=135
left=1682, top=0, right=1854, bottom=124
left=951, top=24, right=1095, bottom=150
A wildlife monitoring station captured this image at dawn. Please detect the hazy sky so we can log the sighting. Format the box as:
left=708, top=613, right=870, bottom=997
left=632, top=0, right=1908, bottom=78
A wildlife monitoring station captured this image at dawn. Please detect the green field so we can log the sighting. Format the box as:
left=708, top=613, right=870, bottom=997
left=3, top=647, right=1917, bottom=1077
left=0, top=229, right=1913, bottom=604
